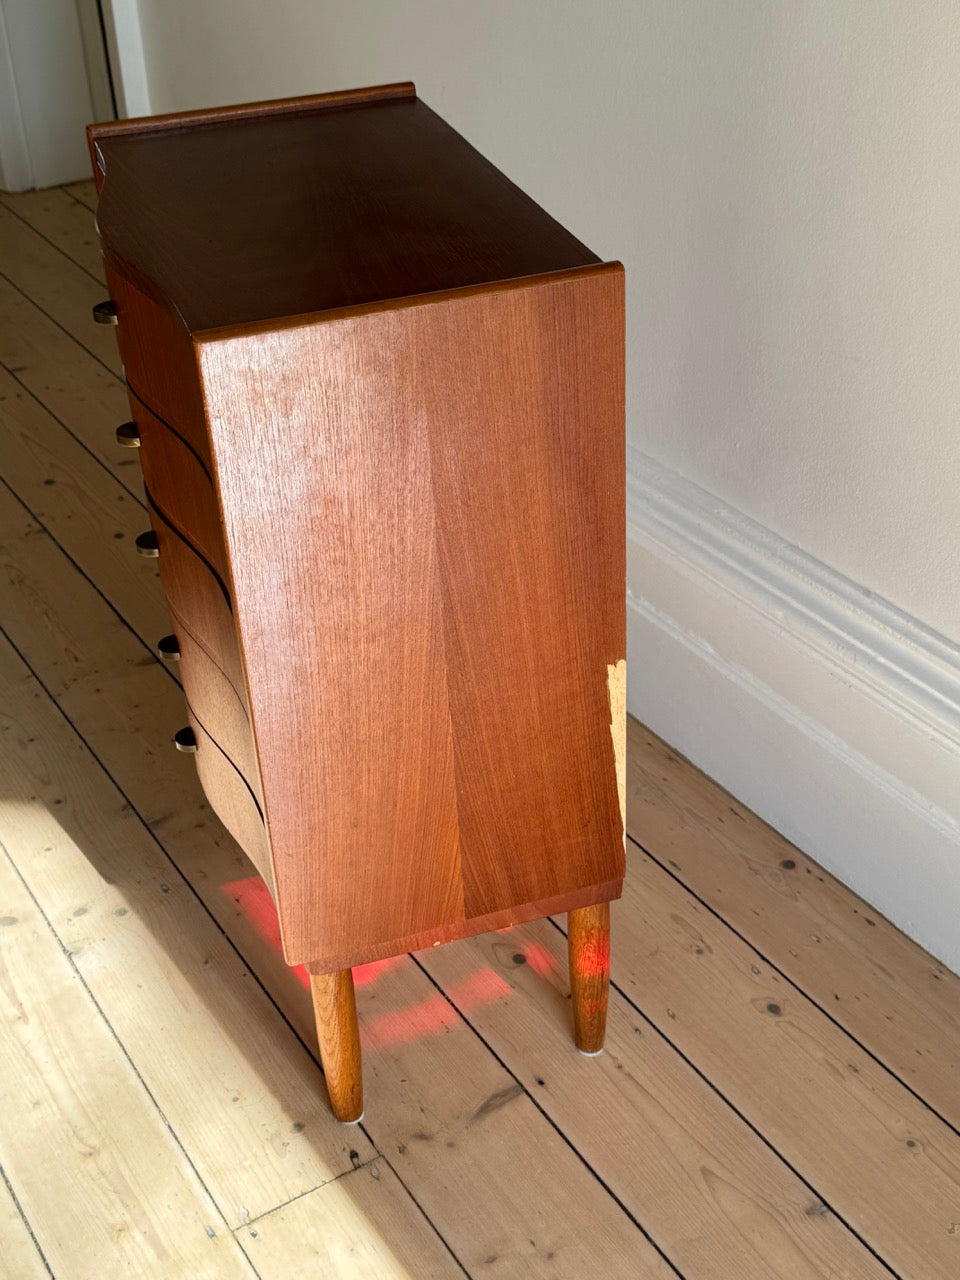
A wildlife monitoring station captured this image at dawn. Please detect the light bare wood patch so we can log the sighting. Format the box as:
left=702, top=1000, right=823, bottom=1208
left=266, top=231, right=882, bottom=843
left=0, top=1176, right=48, bottom=1280
left=608, top=657, right=626, bottom=843
left=0, top=601, right=372, bottom=1229
left=5, top=177, right=960, bottom=1279
left=0, top=805, right=255, bottom=1279
left=0, top=186, right=105, bottom=280
left=238, top=1161, right=463, bottom=1279
left=0, top=424, right=662, bottom=1277
left=0, top=205, right=121, bottom=378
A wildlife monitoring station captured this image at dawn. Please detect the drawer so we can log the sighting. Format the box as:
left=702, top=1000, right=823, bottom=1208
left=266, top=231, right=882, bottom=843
left=177, top=625, right=262, bottom=808
left=186, top=709, right=274, bottom=894
left=147, top=497, right=248, bottom=707
left=133, top=397, right=229, bottom=585
left=106, top=266, right=213, bottom=470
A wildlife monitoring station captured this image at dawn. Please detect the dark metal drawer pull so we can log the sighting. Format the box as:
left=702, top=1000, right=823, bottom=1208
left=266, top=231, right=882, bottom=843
left=116, top=421, right=141, bottom=447
left=174, top=727, right=197, bottom=753
left=92, top=299, right=117, bottom=325
left=135, top=530, right=159, bottom=558
left=157, top=634, right=180, bottom=661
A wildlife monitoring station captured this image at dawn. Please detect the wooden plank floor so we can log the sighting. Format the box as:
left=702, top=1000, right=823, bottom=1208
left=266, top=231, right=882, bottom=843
left=1, top=180, right=959, bottom=1279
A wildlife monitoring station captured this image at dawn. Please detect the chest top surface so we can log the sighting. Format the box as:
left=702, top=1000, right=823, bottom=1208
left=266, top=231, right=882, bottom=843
left=90, top=82, right=599, bottom=335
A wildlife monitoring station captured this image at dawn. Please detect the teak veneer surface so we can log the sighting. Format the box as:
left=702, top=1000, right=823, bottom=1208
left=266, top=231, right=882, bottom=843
left=88, top=84, right=626, bottom=974
left=91, top=84, right=598, bottom=331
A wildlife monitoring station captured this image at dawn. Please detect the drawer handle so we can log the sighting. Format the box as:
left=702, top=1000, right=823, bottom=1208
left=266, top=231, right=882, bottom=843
left=116, top=421, right=141, bottom=448
left=135, top=530, right=159, bottom=558
left=92, top=299, right=118, bottom=325
left=174, top=727, right=197, bottom=753
left=157, top=634, right=180, bottom=661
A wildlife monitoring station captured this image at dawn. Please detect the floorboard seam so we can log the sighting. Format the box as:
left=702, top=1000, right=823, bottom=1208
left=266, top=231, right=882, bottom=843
left=376, top=1152, right=475, bottom=1280
left=0, top=1160, right=56, bottom=1279
left=0, top=266, right=122, bottom=381
left=545, top=908, right=902, bottom=1279
left=627, top=832, right=960, bottom=1141
left=59, top=184, right=98, bottom=213
left=0, top=619, right=447, bottom=1250
left=410, top=954, right=687, bottom=1280
left=0, top=632, right=474, bottom=1280
left=0, top=474, right=165, bottom=677
left=229, top=1156, right=382, bottom=1231
left=0, top=198, right=106, bottom=287
left=0, top=354, right=147, bottom=508
left=0, top=837, right=264, bottom=1280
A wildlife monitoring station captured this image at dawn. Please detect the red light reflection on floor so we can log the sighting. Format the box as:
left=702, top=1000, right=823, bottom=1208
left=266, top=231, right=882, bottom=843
left=222, top=875, right=310, bottom=989
left=522, top=940, right=559, bottom=978
left=362, top=968, right=511, bottom=1051
left=354, top=954, right=406, bottom=986
left=222, top=876, right=512, bottom=1049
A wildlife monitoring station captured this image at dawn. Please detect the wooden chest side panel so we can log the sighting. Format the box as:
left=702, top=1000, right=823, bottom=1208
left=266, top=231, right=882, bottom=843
left=412, top=267, right=626, bottom=917
left=199, top=265, right=623, bottom=968
left=198, top=314, right=465, bottom=966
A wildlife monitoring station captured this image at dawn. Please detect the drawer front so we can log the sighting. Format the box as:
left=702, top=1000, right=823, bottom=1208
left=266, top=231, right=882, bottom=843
left=106, top=267, right=213, bottom=471
left=134, top=397, right=229, bottom=585
left=148, top=497, right=248, bottom=710
left=187, top=709, right=273, bottom=893
left=177, top=626, right=262, bottom=808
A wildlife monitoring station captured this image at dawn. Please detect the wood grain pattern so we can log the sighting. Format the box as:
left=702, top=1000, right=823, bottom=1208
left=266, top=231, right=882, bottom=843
left=200, top=302, right=463, bottom=966
left=89, top=94, right=623, bottom=1036
left=627, top=719, right=960, bottom=1135
left=200, top=266, right=624, bottom=968
left=568, top=902, right=611, bottom=1053
left=0, top=469, right=667, bottom=1276
left=105, top=269, right=212, bottom=465
left=0, top=363, right=169, bottom=646
left=87, top=83, right=417, bottom=181
left=0, top=610, right=369, bottom=1230
left=238, top=1160, right=464, bottom=1279
left=177, top=627, right=262, bottom=804
left=145, top=489, right=247, bottom=702
left=0, top=1176, right=48, bottom=1280
left=187, top=709, right=272, bottom=891
left=412, top=267, right=625, bottom=919
left=420, top=917, right=890, bottom=1280
left=616, top=842, right=960, bottom=1279
left=310, top=971, right=364, bottom=1122
left=0, top=274, right=134, bottom=489
left=90, top=91, right=598, bottom=331
left=0, top=185, right=104, bottom=279
left=0, top=804, right=257, bottom=1278
left=0, top=204, right=122, bottom=379
left=132, top=397, right=225, bottom=580
left=6, top=193, right=955, bottom=1267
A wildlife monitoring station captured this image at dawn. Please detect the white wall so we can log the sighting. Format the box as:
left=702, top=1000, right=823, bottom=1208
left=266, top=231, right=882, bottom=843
left=128, top=1, right=960, bottom=966
left=0, top=0, right=106, bottom=189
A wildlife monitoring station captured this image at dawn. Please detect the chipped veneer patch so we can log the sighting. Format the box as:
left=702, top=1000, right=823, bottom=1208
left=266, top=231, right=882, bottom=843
left=607, top=658, right=626, bottom=846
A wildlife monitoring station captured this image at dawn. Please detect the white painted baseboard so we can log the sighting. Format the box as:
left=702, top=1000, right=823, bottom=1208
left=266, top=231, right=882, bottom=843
left=626, top=447, right=960, bottom=972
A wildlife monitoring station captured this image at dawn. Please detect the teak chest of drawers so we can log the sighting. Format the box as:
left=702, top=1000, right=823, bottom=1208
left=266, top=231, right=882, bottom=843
left=88, top=82, right=625, bottom=1122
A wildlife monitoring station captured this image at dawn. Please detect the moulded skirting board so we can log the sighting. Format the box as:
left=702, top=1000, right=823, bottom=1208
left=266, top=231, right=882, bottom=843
left=626, top=447, right=960, bottom=972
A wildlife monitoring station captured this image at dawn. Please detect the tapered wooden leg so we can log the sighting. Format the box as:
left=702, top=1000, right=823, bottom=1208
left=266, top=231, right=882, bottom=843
left=310, top=969, right=363, bottom=1122
left=568, top=902, right=611, bottom=1055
